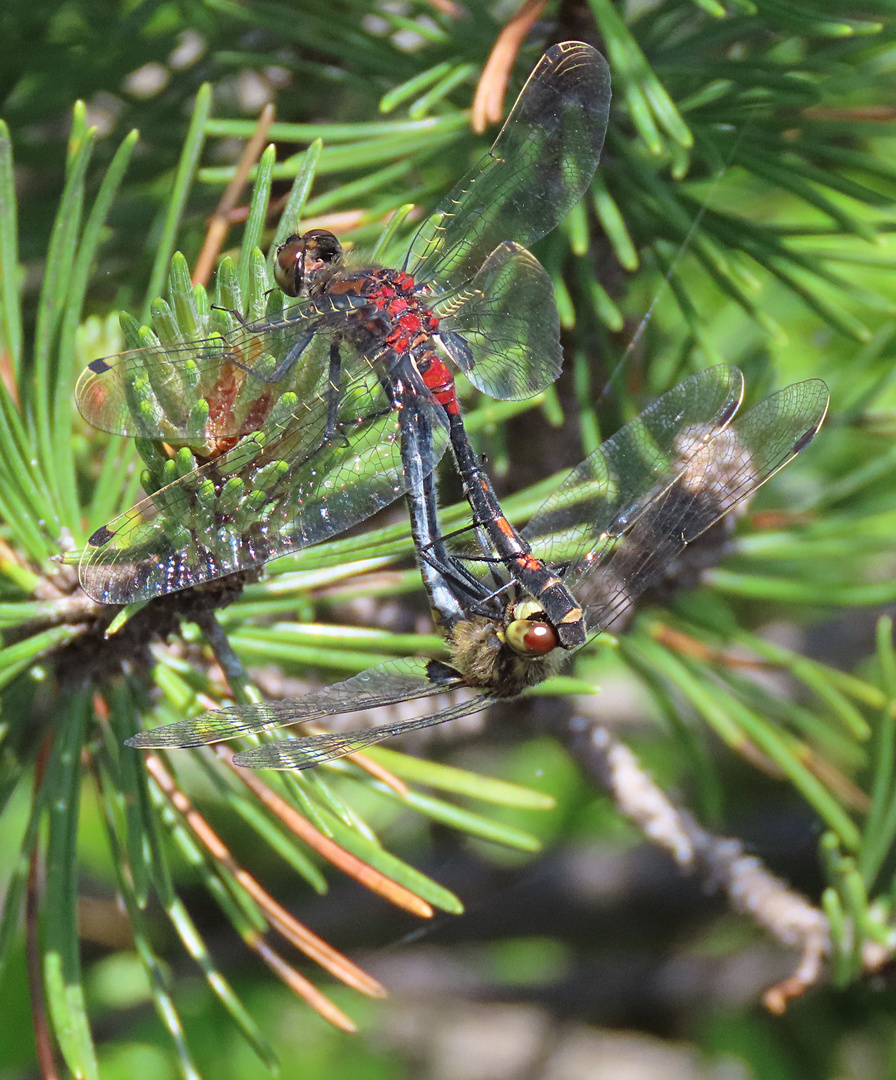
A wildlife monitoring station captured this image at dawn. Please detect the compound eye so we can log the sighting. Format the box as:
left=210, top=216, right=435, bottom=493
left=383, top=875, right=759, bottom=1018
left=273, top=235, right=304, bottom=296
left=505, top=618, right=558, bottom=657
left=306, top=229, right=342, bottom=264
left=273, top=231, right=343, bottom=297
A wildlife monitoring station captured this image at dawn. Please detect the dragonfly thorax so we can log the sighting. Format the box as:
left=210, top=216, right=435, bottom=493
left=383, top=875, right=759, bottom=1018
left=276, top=230, right=442, bottom=352
left=298, top=268, right=442, bottom=377
left=278, top=227, right=443, bottom=358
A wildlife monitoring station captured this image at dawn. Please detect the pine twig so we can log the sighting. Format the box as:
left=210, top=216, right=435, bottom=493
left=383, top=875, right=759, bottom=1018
left=564, top=718, right=838, bottom=1011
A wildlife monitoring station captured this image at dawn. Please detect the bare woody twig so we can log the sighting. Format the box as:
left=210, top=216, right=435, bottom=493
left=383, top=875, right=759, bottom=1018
left=564, top=718, right=832, bottom=1012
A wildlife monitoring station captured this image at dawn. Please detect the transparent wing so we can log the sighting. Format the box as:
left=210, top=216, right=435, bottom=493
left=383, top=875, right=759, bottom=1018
left=75, top=296, right=358, bottom=441
left=435, top=242, right=562, bottom=400
left=79, top=359, right=450, bottom=604
left=406, top=42, right=610, bottom=292
left=522, top=366, right=747, bottom=559
left=557, top=379, right=830, bottom=636
left=233, top=693, right=493, bottom=770
left=125, top=656, right=468, bottom=748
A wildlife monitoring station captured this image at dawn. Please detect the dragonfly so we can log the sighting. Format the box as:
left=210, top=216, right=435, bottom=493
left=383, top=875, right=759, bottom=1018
left=76, top=42, right=611, bottom=628
left=125, top=366, right=830, bottom=769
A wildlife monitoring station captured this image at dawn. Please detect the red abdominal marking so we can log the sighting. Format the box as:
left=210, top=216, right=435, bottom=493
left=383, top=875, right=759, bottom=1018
left=419, top=354, right=460, bottom=413
left=373, top=276, right=440, bottom=356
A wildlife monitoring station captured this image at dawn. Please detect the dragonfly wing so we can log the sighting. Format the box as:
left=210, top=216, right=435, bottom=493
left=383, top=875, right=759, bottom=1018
left=79, top=364, right=451, bottom=604
left=125, top=656, right=467, bottom=748
left=436, top=242, right=562, bottom=400
left=76, top=297, right=352, bottom=440
left=565, top=378, right=830, bottom=635
left=233, top=693, right=494, bottom=770
left=521, top=366, right=747, bottom=561
left=406, top=42, right=610, bottom=291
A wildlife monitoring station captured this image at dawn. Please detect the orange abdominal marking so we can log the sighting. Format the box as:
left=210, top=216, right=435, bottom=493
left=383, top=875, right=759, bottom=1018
left=518, top=555, right=545, bottom=572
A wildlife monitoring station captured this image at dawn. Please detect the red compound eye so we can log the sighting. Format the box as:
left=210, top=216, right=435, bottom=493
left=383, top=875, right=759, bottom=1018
left=505, top=619, right=558, bottom=657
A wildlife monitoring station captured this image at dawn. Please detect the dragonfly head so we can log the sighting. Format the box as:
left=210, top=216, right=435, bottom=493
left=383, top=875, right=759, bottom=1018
left=274, top=229, right=343, bottom=297
left=447, top=599, right=565, bottom=699
left=502, top=599, right=560, bottom=658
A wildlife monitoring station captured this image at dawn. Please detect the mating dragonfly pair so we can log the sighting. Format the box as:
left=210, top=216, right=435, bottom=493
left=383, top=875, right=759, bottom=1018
left=76, top=43, right=829, bottom=769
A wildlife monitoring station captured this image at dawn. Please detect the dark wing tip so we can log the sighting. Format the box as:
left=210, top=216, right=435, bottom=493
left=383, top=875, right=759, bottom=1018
left=87, top=357, right=113, bottom=374
left=87, top=525, right=116, bottom=547
left=718, top=396, right=741, bottom=427
left=791, top=424, right=820, bottom=455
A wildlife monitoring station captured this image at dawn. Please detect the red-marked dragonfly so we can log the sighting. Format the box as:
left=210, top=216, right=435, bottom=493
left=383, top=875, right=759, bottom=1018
left=125, top=367, right=830, bottom=768
left=76, top=42, right=610, bottom=618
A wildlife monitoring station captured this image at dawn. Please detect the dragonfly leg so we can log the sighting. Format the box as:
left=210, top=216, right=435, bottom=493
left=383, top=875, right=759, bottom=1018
left=265, top=328, right=318, bottom=382
left=414, top=525, right=506, bottom=619
left=211, top=302, right=248, bottom=326
left=472, top=521, right=507, bottom=591
left=414, top=516, right=508, bottom=605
